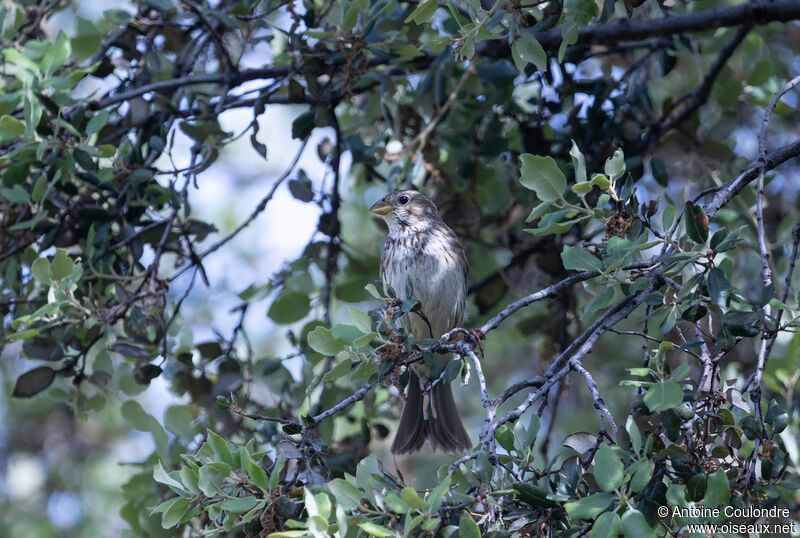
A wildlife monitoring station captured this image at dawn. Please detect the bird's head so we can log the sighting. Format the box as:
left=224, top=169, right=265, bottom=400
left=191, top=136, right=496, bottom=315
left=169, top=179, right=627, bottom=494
left=369, top=190, right=440, bottom=234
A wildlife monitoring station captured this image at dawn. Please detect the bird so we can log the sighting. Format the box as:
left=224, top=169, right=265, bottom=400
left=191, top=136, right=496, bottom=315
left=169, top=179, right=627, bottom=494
left=369, top=190, right=472, bottom=454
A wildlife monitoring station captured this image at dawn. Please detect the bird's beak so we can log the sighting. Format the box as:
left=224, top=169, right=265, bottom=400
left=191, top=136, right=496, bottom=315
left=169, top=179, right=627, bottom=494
left=369, top=200, right=392, bottom=216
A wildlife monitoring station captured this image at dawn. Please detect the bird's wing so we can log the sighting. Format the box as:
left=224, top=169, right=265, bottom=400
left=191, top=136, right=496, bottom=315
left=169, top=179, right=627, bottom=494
left=453, top=237, right=468, bottom=327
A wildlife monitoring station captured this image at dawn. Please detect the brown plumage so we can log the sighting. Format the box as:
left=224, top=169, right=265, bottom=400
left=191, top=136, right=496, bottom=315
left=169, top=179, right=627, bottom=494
left=370, top=190, right=472, bottom=454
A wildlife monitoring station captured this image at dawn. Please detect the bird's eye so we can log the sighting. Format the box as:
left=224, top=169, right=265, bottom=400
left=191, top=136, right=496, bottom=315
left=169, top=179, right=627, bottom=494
left=398, top=195, right=410, bottom=205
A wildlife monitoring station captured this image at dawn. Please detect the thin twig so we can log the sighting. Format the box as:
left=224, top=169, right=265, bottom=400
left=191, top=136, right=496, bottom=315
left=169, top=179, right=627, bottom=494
left=311, top=380, right=378, bottom=424
left=169, top=138, right=309, bottom=281
left=411, top=64, right=476, bottom=155
left=570, top=359, right=617, bottom=439
left=651, top=25, right=750, bottom=143
left=233, top=407, right=299, bottom=426
left=745, top=75, right=800, bottom=486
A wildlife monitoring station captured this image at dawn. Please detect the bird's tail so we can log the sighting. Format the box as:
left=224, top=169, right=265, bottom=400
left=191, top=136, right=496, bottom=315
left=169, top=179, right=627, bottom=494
left=391, top=371, right=471, bottom=455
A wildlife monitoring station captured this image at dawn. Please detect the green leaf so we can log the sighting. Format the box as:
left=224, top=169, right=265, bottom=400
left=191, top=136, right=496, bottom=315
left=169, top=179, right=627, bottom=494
left=50, top=249, right=73, bottom=281
left=570, top=140, right=587, bottom=184
left=511, top=34, right=547, bottom=72
left=179, top=467, right=199, bottom=495
left=384, top=492, right=409, bottom=514
left=494, top=424, right=515, bottom=451
left=3, top=47, right=39, bottom=73
left=458, top=511, right=481, bottom=538
left=706, top=268, right=730, bottom=307
left=342, top=5, right=359, bottom=32
left=668, top=363, right=691, bottom=382
left=583, top=286, right=615, bottom=318
left=71, top=22, right=102, bottom=61
left=514, top=482, right=559, bottom=509
left=0, top=115, right=26, bottom=143
left=207, top=429, right=233, bottom=465
left=161, top=497, right=189, bottom=529
left=31, top=258, right=51, bottom=284
left=145, top=0, right=175, bottom=11
left=572, top=181, right=592, bottom=194
left=591, top=173, right=611, bottom=190
left=153, top=461, right=184, bottom=491
left=681, top=304, right=707, bottom=322
left=687, top=474, right=707, bottom=501
left=198, top=462, right=232, bottom=497
left=441, top=359, right=462, bottom=384
left=428, top=474, right=450, bottom=513
left=593, top=444, right=623, bottom=492
left=404, top=0, right=438, bottom=24
left=629, top=459, right=654, bottom=493
left=348, top=306, right=372, bottom=333
left=604, top=149, right=626, bottom=180
left=561, top=246, right=603, bottom=272
left=86, top=110, right=110, bottom=135
left=684, top=201, right=708, bottom=244
left=307, top=326, right=343, bottom=355
left=214, top=496, right=259, bottom=513
left=120, top=400, right=168, bottom=459
left=526, top=201, right=551, bottom=222
left=0, top=184, right=29, bottom=203
left=589, top=511, right=621, bottom=538
left=291, top=110, right=315, bottom=139
left=164, top=405, right=199, bottom=440
left=358, top=521, right=394, bottom=537
left=327, top=478, right=362, bottom=511
left=643, top=381, right=683, bottom=412
left=353, top=331, right=377, bottom=348
left=331, top=324, right=363, bottom=344
left=248, top=461, right=270, bottom=492
left=702, top=468, right=730, bottom=507
left=322, top=359, right=353, bottom=382
left=401, top=487, right=428, bottom=511
left=269, top=452, right=284, bottom=490
left=564, top=492, right=613, bottom=519
left=267, top=291, right=310, bottom=324
left=662, top=203, right=676, bottom=230
left=659, top=310, right=677, bottom=335
left=620, top=509, right=655, bottom=538
left=525, top=414, right=540, bottom=447
left=519, top=154, right=566, bottom=202
left=31, top=175, right=47, bottom=202
left=12, top=366, right=56, bottom=398
left=41, top=30, right=70, bottom=74
left=625, top=416, right=641, bottom=453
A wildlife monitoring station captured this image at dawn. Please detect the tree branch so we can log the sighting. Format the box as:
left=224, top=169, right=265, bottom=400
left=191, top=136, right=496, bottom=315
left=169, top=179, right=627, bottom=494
left=704, top=138, right=800, bottom=219
left=169, top=138, right=309, bottom=281
left=530, top=0, right=800, bottom=52
left=746, top=75, right=800, bottom=486
left=650, top=25, right=750, bottom=143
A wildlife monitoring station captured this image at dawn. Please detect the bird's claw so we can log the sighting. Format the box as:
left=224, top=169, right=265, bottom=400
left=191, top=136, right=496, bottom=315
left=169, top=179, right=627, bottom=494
left=468, top=328, right=486, bottom=358
left=445, top=328, right=486, bottom=357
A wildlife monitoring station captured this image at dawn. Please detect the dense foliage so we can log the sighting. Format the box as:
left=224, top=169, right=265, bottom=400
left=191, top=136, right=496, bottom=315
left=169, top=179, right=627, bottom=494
left=1, top=0, right=799, bottom=536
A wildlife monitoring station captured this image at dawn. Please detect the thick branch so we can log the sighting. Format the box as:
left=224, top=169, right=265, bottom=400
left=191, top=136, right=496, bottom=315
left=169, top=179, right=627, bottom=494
left=86, top=67, right=290, bottom=111
left=492, top=286, right=651, bottom=431
left=531, top=0, right=800, bottom=52
left=480, top=259, right=655, bottom=334
left=704, top=138, right=800, bottom=219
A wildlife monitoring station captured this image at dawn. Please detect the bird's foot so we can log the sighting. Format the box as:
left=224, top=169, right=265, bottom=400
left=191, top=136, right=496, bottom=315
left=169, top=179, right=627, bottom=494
left=444, top=328, right=486, bottom=357
left=468, top=328, right=486, bottom=358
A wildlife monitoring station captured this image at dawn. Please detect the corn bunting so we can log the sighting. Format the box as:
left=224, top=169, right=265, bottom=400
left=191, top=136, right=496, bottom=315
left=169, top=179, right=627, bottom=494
left=370, top=190, right=472, bottom=454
